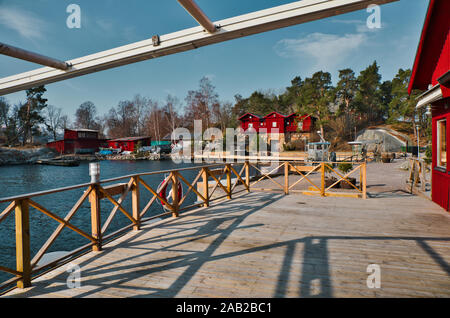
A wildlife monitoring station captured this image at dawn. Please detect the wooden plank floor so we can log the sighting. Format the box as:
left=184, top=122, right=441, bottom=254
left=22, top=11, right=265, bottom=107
left=3, top=161, right=450, bottom=298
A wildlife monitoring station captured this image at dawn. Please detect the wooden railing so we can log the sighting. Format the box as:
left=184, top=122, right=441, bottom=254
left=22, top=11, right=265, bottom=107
left=407, top=158, right=430, bottom=193
left=0, top=160, right=367, bottom=292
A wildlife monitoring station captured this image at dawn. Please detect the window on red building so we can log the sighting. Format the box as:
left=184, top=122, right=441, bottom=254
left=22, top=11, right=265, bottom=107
left=437, top=119, right=447, bottom=168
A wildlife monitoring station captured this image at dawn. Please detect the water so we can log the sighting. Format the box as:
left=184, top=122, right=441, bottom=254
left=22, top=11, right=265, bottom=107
left=0, top=159, right=204, bottom=284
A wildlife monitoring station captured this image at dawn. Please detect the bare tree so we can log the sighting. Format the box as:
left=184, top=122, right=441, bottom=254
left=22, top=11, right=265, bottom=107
left=184, top=77, right=220, bottom=130
left=44, top=105, right=62, bottom=141
left=59, top=114, right=71, bottom=130
left=162, top=94, right=181, bottom=133
left=132, top=94, right=150, bottom=136
left=74, top=101, right=98, bottom=130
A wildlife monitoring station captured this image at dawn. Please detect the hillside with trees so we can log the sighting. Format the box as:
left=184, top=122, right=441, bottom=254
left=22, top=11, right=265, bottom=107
left=0, top=60, right=428, bottom=150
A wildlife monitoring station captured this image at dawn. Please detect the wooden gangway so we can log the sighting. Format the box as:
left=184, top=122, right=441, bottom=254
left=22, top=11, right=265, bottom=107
left=1, top=159, right=449, bottom=297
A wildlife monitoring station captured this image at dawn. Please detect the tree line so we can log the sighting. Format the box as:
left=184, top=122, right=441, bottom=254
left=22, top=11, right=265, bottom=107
left=0, top=60, right=427, bottom=148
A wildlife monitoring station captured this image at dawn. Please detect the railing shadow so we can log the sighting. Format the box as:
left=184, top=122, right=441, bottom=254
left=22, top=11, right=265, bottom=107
left=4, top=191, right=450, bottom=298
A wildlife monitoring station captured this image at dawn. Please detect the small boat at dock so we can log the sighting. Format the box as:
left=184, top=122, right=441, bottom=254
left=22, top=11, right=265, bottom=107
left=35, top=159, right=80, bottom=167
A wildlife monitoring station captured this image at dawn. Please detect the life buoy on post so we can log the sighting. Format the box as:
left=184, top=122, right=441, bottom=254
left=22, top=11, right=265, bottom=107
left=157, top=174, right=183, bottom=212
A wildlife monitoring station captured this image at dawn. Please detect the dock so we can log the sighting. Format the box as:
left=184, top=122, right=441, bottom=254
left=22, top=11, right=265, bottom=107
left=2, top=160, right=450, bottom=298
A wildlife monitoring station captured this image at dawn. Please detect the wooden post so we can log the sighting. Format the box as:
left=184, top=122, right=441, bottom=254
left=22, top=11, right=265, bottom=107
left=360, top=163, right=363, bottom=191
left=202, top=168, right=209, bottom=207
left=245, top=160, right=250, bottom=192
left=171, top=173, right=179, bottom=218
left=226, top=164, right=232, bottom=200
left=362, top=162, right=367, bottom=200
left=320, top=162, right=325, bottom=197
left=284, top=161, right=289, bottom=195
left=421, top=161, right=426, bottom=192
left=15, top=199, right=31, bottom=288
left=89, top=185, right=102, bottom=252
left=132, top=176, right=140, bottom=231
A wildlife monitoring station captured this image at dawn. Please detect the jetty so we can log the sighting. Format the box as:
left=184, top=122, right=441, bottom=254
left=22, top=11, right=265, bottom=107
left=0, top=158, right=449, bottom=298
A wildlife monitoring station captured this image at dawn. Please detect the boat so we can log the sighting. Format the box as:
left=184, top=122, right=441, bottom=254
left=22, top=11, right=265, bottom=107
left=36, top=159, right=80, bottom=167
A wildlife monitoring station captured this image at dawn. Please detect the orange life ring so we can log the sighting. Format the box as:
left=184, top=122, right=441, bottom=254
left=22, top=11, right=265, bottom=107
left=157, top=175, right=183, bottom=210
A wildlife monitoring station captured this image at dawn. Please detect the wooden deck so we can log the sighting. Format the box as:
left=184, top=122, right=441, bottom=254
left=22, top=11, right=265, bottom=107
left=3, top=169, right=450, bottom=298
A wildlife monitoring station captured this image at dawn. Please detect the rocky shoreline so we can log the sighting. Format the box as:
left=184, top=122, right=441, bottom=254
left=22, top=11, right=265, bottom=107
left=0, top=147, right=174, bottom=166
left=0, top=147, right=59, bottom=166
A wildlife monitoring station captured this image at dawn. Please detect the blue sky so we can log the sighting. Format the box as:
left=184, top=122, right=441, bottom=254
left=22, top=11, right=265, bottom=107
left=0, top=0, right=429, bottom=118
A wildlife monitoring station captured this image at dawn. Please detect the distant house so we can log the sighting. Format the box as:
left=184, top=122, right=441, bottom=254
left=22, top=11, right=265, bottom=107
left=238, top=111, right=316, bottom=150
left=238, top=113, right=262, bottom=132
left=263, top=112, right=288, bottom=134
left=239, top=112, right=314, bottom=134
left=285, top=114, right=313, bottom=133
left=107, top=136, right=151, bottom=152
left=408, top=0, right=450, bottom=211
left=46, top=129, right=104, bottom=154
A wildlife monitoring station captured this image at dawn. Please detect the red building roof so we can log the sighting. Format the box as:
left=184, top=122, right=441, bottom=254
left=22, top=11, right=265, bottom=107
left=238, top=112, right=261, bottom=120
left=408, top=0, right=450, bottom=96
left=109, top=136, right=151, bottom=142
left=263, top=111, right=286, bottom=118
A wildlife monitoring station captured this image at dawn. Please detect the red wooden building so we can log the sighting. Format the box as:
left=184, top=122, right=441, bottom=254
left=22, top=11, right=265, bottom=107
left=239, top=111, right=314, bottom=133
left=263, top=112, right=286, bottom=133
left=285, top=114, right=313, bottom=133
left=238, top=113, right=262, bottom=132
left=409, top=0, right=450, bottom=211
left=46, top=129, right=103, bottom=154
left=107, top=136, right=151, bottom=152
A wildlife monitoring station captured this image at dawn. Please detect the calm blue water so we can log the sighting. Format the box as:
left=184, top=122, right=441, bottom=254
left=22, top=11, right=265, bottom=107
left=0, top=160, right=204, bottom=284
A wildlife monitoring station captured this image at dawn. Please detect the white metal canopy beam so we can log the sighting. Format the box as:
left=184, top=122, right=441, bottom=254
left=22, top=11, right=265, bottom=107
left=0, top=0, right=398, bottom=96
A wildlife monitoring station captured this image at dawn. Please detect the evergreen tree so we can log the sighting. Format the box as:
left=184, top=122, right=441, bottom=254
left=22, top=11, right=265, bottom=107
left=19, top=86, right=48, bottom=145
left=354, top=61, right=382, bottom=125
left=388, top=68, right=422, bottom=138
left=296, top=71, right=333, bottom=138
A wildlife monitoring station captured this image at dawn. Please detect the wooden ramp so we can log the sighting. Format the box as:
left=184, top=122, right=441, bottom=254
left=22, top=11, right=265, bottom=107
left=3, top=188, right=450, bottom=298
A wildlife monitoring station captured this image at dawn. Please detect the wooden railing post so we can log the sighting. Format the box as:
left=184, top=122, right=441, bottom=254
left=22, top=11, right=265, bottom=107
left=15, top=199, right=31, bottom=289
left=171, top=173, right=179, bottom=218
left=89, top=185, right=102, bottom=252
left=362, top=162, right=367, bottom=200
left=284, top=161, right=289, bottom=195
left=320, top=162, right=325, bottom=197
left=202, top=168, right=209, bottom=207
left=226, top=164, right=232, bottom=200
left=245, top=160, right=250, bottom=192
left=132, top=176, right=141, bottom=231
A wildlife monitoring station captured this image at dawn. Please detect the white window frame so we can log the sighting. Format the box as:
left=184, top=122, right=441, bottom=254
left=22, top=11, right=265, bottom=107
left=437, top=118, right=447, bottom=169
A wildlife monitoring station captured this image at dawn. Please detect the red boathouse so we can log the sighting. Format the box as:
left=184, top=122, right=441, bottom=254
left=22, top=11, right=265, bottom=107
left=409, top=0, right=450, bottom=211
left=46, top=129, right=103, bottom=154
left=107, top=136, right=152, bottom=152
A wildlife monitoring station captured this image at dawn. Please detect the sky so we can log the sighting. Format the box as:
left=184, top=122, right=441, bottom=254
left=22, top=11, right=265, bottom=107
left=0, top=0, right=429, bottom=119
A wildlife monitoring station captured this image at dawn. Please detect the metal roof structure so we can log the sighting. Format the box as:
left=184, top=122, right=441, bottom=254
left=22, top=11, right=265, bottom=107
left=0, top=0, right=398, bottom=96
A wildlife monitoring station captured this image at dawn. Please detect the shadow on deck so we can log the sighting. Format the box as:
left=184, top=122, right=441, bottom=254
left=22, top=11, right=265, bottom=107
left=3, top=187, right=450, bottom=298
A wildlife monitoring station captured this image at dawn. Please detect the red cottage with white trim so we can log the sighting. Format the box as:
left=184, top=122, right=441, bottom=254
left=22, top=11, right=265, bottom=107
left=409, top=0, right=450, bottom=211
left=285, top=114, right=313, bottom=133
left=263, top=112, right=286, bottom=134
left=238, top=113, right=262, bottom=132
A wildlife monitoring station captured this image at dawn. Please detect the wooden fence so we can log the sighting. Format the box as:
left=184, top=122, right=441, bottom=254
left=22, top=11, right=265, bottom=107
left=0, top=160, right=366, bottom=291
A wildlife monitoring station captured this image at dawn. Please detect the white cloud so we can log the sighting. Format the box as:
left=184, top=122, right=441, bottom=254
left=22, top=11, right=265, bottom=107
left=0, top=6, right=46, bottom=39
left=274, top=32, right=367, bottom=70
left=96, top=19, right=114, bottom=33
